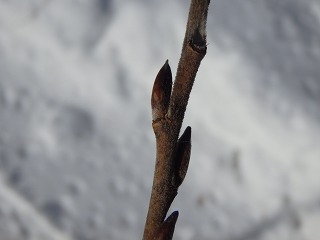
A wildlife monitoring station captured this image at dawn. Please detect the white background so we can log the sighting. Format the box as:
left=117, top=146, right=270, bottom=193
left=0, top=0, right=320, bottom=239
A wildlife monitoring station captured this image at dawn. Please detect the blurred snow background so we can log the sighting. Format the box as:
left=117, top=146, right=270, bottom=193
left=0, top=0, right=320, bottom=239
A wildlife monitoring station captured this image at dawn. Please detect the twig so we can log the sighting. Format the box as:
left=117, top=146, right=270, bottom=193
left=143, top=1, right=210, bottom=239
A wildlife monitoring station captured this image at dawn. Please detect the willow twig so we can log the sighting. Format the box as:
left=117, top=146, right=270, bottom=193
left=143, top=1, right=210, bottom=239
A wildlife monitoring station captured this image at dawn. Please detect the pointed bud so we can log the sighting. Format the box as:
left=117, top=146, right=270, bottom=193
left=154, top=211, right=179, bottom=240
left=174, top=126, right=191, bottom=187
left=151, top=60, right=172, bottom=121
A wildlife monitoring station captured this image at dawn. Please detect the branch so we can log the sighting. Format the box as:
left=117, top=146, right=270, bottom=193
left=143, top=1, right=210, bottom=239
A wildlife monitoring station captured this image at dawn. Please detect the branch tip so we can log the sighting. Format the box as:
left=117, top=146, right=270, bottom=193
left=185, top=0, right=210, bottom=48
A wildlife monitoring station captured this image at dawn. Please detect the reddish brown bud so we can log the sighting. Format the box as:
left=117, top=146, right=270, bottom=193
left=151, top=60, right=172, bottom=121
left=174, top=126, right=191, bottom=187
left=154, top=211, right=179, bottom=240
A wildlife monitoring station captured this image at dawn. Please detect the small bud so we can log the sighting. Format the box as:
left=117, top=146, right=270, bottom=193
left=174, top=126, right=191, bottom=187
left=151, top=60, right=172, bottom=121
left=154, top=211, right=179, bottom=240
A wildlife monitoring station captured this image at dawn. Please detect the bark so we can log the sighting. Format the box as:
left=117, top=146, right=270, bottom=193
left=143, top=1, right=210, bottom=239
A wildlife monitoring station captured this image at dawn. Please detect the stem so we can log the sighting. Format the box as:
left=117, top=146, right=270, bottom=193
left=143, top=1, right=210, bottom=239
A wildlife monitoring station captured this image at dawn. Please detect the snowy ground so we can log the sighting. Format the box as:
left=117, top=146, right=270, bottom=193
left=0, top=0, right=320, bottom=240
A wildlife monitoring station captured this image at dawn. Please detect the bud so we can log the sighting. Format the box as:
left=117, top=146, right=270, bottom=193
left=154, top=211, right=179, bottom=240
left=174, top=126, right=191, bottom=187
left=151, top=60, right=172, bottom=121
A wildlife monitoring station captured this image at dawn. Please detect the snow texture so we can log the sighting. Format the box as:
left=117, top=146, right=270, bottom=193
left=0, top=0, right=320, bottom=239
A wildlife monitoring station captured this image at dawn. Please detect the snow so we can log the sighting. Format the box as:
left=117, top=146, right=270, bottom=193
left=0, top=0, right=320, bottom=240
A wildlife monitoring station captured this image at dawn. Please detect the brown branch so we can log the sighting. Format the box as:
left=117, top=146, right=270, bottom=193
left=143, top=0, right=210, bottom=239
